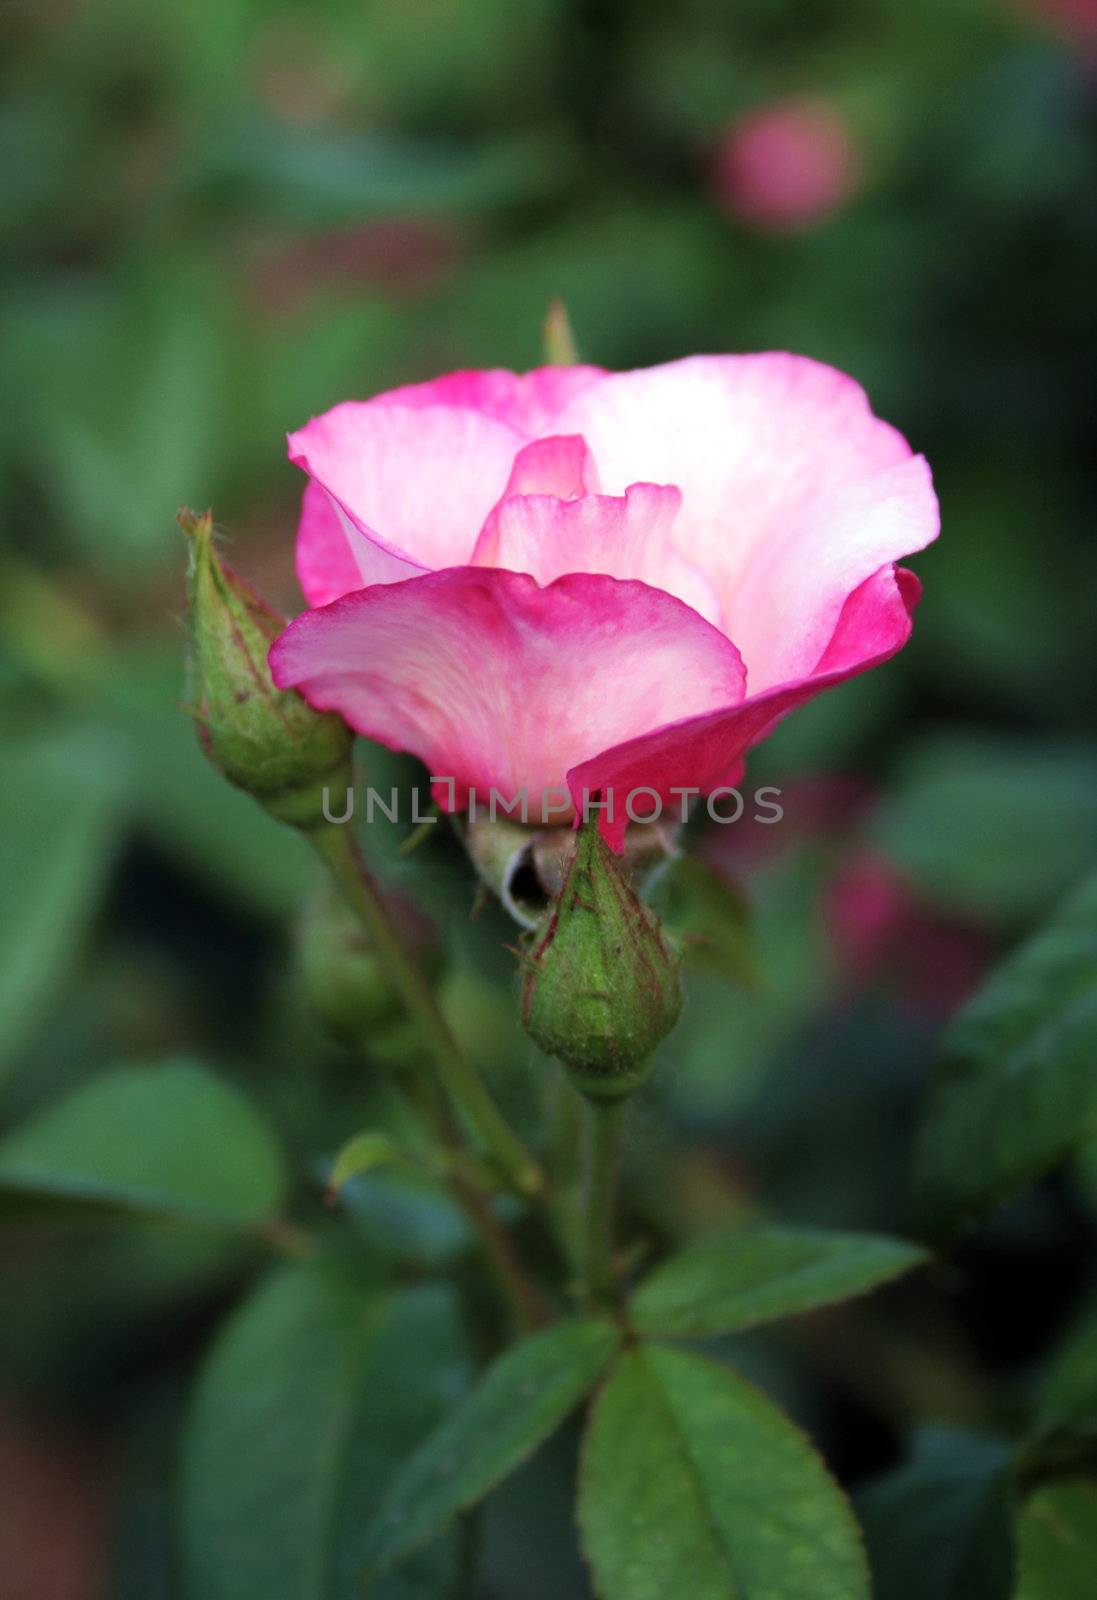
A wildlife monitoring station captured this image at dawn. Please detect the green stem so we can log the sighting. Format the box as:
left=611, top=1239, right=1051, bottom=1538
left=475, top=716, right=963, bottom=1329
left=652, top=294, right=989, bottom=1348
left=312, top=822, right=542, bottom=1198
left=451, top=1170, right=554, bottom=1332
left=580, top=1098, right=626, bottom=1311
left=393, top=1053, right=552, bottom=1331
left=545, top=1070, right=586, bottom=1275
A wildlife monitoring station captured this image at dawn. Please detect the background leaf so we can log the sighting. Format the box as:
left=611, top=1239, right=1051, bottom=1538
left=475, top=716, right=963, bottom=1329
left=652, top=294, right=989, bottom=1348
left=363, top=1319, right=620, bottom=1581
left=0, top=1058, right=287, bottom=1227
left=631, top=1224, right=927, bottom=1338
left=0, top=727, right=128, bottom=1081
left=579, top=1344, right=870, bottom=1600
left=650, top=853, right=760, bottom=989
left=855, top=1428, right=1014, bottom=1600
left=338, top=1168, right=473, bottom=1268
left=871, top=736, right=1097, bottom=928
left=180, top=1266, right=472, bottom=1600
left=101, top=642, right=317, bottom=920
left=1033, top=1308, right=1097, bottom=1442
left=1014, top=1480, right=1097, bottom=1600
left=914, top=872, right=1097, bottom=1231
left=478, top=1425, right=592, bottom=1600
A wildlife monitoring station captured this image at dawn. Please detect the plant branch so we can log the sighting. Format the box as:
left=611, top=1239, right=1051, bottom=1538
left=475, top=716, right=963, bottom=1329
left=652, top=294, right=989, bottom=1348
left=394, top=1052, right=552, bottom=1331
left=451, top=1171, right=554, bottom=1331
left=312, top=822, right=542, bottom=1199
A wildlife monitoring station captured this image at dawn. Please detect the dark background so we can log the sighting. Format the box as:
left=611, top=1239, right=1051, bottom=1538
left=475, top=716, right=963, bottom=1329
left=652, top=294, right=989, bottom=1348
left=2, top=0, right=1096, bottom=1594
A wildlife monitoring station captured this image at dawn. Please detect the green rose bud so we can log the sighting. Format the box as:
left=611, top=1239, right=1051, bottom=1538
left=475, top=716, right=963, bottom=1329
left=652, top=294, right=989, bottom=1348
left=520, top=816, right=682, bottom=1098
left=298, top=876, right=443, bottom=1045
left=181, top=508, right=353, bottom=829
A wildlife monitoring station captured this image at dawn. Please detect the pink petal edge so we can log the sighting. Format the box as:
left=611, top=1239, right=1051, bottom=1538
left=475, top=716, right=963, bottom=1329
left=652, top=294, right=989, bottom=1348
left=378, top=365, right=607, bottom=434
left=270, top=567, right=746, bottom=814
left=288, top=401, right=529, bottom=592
left=567, top=564, right=922, bottom=849
left=555, top=352, right=938, bottom=689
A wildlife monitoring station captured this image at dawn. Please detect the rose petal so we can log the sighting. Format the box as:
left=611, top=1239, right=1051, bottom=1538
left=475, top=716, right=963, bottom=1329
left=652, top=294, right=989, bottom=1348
left=379, top=365, right=606, bottom=435
left=295, top=479, right=364, bottom=609
left=294, top=478, right=422, bottom=607
left=289, top=402, right=526, bottom=593
left=498, top=434, right=596, bottom=499
left=471, top=435, right=597, bottom=567
left=556, top=353, right=937, bottom=691
left=568, top=564, right=920, bottom=848
left=475, top=484, right=722, bottom=626
left=270, top=568, right=746, bottom=817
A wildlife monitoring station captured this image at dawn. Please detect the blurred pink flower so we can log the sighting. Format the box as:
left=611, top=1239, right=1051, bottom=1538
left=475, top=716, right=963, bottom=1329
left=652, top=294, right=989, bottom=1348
left=270, top=356, right=937, bottom=847
left=1022, top=0, right=1097, bottom=47
left=704, top=785, right=988, bottom=1020
left=826, top=849, right=989, bottom=1020
left=713, top=99, right=860, bottom=232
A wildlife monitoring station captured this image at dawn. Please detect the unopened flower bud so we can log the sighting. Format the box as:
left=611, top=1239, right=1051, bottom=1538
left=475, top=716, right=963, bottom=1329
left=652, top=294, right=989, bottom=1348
left=520, top=818, right=682, bottom=1098
left=298, top=876, right=442, bottom=1045
left=182, top=508, right=353, bottom=828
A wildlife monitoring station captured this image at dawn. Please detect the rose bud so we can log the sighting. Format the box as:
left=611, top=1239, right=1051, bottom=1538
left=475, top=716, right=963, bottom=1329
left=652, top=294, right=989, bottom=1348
left=181, top=507, right=353, bottom=829
left=520, top=816, right=682, bottom=1099
left=713, top=98, right=860, bottom=233
left=297, top=876, right=443, bottom=1044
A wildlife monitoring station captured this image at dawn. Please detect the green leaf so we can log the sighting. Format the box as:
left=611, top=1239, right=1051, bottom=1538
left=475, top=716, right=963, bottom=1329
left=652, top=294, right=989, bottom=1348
left=324, top=1131, right=409, bottom=1202
left=340, top=1168, right=472, bottom=1267
left=1070, top=1134, right=1097, bottom=1221
left=180, top=1267, right=472, bottom=1600
left=198, top=121, right=575, bottom=226
left=0, top=1059, right=287, bottom=1227
left=363, top=1318, right=620, bottom=1580
left=870, top=734, right=1097, bottom=926
left=1015, top=1480, right=1097, bottom=1600
left=663, top=854, right=833, bottom=1126
left=579, top=1344, right=870, bottom=1600
left=631, top=1225, right=927, bottom=1339
left=1035, top=1308, right=1097, bottom=1440
left=27, top=266, right=237, bottom=579
left=651, top=854, right=760, bottom=989
left=856, top=1428, right=1014, bottom=1600
left=0, top=727, right=127, bottom=1080
left=100, top=641, right=315, bottom=920
left=914, top=871, right=1097, bottom=1231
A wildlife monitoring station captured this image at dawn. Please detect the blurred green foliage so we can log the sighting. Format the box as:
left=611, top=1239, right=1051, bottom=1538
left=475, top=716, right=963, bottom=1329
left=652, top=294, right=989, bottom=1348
left=1, top=0, right=1096, bottom=1595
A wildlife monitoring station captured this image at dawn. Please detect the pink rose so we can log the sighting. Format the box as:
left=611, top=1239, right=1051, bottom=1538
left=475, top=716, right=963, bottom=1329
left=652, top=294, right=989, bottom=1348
left=712, top=100, right=860, bottom=233
left=270, top=356, right=938, bottom=848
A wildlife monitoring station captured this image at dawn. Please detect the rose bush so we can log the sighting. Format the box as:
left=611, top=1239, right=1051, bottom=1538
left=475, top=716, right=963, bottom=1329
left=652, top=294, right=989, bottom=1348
left=270, top=355, right=938, bottom=847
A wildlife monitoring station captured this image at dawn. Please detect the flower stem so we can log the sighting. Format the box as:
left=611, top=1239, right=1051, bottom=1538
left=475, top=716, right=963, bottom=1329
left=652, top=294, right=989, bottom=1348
left=394, top=1053, right=552, bottom=1330
left=312, top=822, right=542, bottom=1199
left=451, top=1171, right=553, bottom=1331
left=580, top=1098, right=627, bottom=1311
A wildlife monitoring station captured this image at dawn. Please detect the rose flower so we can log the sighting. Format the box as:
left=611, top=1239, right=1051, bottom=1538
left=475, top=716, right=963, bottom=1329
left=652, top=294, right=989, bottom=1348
left=270, top=356, right=938, bottom=848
